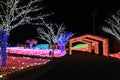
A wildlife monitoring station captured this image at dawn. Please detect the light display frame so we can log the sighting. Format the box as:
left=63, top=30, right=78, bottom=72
left=69, top=34, right=109, bottom=56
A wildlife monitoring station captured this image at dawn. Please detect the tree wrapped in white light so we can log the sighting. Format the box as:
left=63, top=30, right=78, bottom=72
left=37, top=20, right=66, bottom=56
left=0, top=0, right=46, bottom=66
left=37, top=20, right=65, bottom=44
left=101, top=10, right=120, bottom=40
left=0, top=0, right=47, bottom=35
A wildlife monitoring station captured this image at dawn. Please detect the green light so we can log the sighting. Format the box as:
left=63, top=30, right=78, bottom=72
left=34, top=44, right=50, bottom=49
left=72, top=43, right=88, bottom=49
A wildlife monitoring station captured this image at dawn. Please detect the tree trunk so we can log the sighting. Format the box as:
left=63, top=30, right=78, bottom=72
left=50, top=43, right=56, bottom=57
left=59, top=44, right=65, bottom=52
left=0, top=30, right=8, bottom=66
left=30, top=43, right=33, bottom=48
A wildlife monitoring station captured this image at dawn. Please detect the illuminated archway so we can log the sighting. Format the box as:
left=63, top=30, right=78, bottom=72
left=69, top=34, right=109, bottom=56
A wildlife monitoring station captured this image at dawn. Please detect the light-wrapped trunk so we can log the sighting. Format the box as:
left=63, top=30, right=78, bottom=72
left=0, top=30, right=7, bottom=66
left=59, top=44, right=65, bottom=52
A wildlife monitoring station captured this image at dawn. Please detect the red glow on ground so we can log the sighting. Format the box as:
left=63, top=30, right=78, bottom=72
left=109, top=53, right=120, bottom=59
left=0, top=47, right=66, bottom=78
left=0, top=56, right=50, bottom=78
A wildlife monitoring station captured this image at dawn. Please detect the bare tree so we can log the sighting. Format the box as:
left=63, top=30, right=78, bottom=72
left=56, top=31, right=74, bottom=52
left=101, top=10, right=120, bottom=40
left=37, top=20, right=66, bottom=56
left=0, top=0, right=47, bottom=66
left=37, top=20, right=65, bottom=44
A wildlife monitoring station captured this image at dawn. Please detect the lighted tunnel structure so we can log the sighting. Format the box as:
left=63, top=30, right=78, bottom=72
left=69, top=34, right=109, bottom=56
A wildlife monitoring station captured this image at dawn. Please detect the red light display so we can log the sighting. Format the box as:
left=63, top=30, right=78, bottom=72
left=69, top=34, right=109, bottom=56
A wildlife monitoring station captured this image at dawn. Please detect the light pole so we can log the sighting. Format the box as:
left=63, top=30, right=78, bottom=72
left=91, top=7, right=98, bottom=35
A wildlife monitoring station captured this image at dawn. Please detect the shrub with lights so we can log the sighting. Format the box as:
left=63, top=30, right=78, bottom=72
left=25, top=39, right=37, bottom=48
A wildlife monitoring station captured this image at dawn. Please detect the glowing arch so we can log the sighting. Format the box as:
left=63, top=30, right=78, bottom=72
left=69, top=34, right=109, bottom=56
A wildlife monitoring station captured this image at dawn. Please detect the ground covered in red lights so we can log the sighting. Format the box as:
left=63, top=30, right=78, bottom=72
left=0, top=56, right=50, bottom=79
left=0, top=47, right=66, bottom=79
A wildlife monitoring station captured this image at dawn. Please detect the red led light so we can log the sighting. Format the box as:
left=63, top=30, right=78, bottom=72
left=69, top=34, right=109, bottom=56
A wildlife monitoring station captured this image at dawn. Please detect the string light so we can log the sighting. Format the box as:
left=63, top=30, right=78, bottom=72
left=7, top=47, right=66, bottom=58
left=0, top=56, right=50, bottom=78
left=69, top=34, right=109, bottom=56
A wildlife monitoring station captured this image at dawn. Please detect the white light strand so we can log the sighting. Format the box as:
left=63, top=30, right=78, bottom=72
left=0, top=0, right=45, bottom=35
left=102, top=10, right=120, bottom=40
left=37, top=20, right=66, bottom=44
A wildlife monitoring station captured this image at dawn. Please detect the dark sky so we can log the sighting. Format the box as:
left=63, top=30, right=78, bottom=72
left=9, top=0, right=120, bottom=45
left=42, top=0, right=120, bottom=35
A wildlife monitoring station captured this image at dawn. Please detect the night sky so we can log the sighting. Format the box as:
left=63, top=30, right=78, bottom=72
left=8, top=0, right=120, bottom=45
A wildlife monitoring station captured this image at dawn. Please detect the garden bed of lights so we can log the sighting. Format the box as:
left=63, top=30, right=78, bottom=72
left=0, top=56, right=50, bottom=79
left=6, top=47, right=66, bottom=58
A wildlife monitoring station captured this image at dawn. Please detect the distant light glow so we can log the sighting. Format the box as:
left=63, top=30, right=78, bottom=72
left=0, top=75, right=3, bottom=78
left=109, top=52, right=120, bottom=59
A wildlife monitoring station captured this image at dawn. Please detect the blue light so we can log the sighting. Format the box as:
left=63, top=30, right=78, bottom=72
left=57, top=31, right=74, bottom=52
left=34, top=44, right=50, bottom=49
left=0, top=30, right=8, bottom=66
